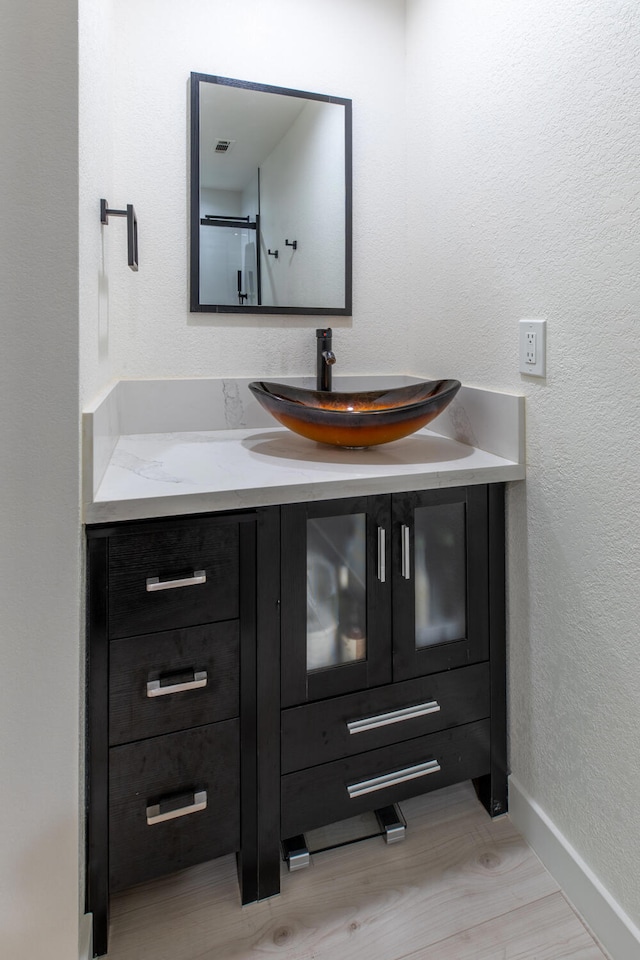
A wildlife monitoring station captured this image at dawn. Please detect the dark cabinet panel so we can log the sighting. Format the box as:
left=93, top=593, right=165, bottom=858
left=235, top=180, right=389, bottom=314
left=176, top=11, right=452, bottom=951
left=87, top=485, right=505, bottom=958
left=281, top=495, right=392, bottom=707
left=86, top=512, right=259, bottom=957
left=279, top=484, right=504, bottom=847
left=108, top=520, right=240, bottom=638
left=392, top=485, right=490, bottom=680
left=109, top=720, right=240, bottom=892
left=281, top=719, right=491, bottom=838
left=281, top=487, right=492, bottom=706
left=109, top=621, right=239, bottom=745
left=281, top=662, right=490, bottom=774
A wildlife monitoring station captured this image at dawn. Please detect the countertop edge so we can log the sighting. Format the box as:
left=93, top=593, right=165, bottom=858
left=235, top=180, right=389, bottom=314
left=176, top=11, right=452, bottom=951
left=84, top=461, right=525, bottom=525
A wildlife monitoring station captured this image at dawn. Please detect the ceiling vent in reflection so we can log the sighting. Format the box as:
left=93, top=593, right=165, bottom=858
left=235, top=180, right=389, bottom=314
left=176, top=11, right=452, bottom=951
left=214, top=139, right=235, bottom=154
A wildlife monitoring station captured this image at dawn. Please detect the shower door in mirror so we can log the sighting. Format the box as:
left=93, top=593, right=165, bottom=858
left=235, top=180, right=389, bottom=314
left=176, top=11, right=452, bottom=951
left=199, top=216, right=259, bottom=307
left=281, top=496, right=391, bottom=707
left=392, top=487, right=490, bottom=681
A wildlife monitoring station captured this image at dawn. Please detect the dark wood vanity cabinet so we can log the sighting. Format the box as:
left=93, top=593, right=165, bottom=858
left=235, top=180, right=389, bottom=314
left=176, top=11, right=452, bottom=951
left=279, top=484, right=506, bottom=842
left=85, top=512, right=260, bottom=958
left=86, top=485, right=505, bottom=957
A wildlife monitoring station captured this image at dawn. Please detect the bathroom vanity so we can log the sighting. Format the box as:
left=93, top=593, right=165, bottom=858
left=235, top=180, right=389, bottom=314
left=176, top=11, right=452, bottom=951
left=83, top=378, right=525, bottom=957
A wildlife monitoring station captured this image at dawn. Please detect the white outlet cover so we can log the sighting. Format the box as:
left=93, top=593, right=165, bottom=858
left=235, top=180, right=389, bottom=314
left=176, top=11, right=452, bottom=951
left=519, top=318, right=547, bottom=377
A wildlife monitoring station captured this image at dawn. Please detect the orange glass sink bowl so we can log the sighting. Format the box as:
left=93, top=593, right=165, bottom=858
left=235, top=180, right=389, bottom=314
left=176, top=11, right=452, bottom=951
left=248, top=379, right=461, bottom=448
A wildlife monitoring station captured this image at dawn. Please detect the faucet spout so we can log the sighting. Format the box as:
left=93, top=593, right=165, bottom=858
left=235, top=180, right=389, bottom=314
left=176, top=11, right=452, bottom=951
left=316, top=328, right=336, bottom=391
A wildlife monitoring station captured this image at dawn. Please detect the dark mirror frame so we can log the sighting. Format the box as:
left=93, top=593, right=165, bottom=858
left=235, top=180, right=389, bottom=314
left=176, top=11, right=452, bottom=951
left=190, top=73, right=352, bottom=316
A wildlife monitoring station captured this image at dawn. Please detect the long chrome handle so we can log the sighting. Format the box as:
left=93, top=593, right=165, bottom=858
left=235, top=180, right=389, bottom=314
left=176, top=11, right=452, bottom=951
left=347, top=760, right=440, bottom=799
left=347, top=700, right=441, bottom=735
left=146, top=790, right=207, bottom=825
left=146, top=570, right=206, bottom=592
left=377, top=527, right=386, bottom=583
left=401, top=524, right=411, bottom=580
left=146, top=670, right=208, bottom=698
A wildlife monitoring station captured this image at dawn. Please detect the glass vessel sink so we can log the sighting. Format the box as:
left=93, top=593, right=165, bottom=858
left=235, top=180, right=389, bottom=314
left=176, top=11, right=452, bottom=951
left=248, top=379, right=461, bottom=448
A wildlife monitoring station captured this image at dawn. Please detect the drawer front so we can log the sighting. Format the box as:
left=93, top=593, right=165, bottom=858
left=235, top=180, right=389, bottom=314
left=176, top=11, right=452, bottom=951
left=109, top=720, right=239, bottom=892
left=281, top=719, right=491, bottom=838
left=108, top=522, right=240, bottom=639
left=281, top=663, right=490, bottom=774
left=109, top=621, right=239, bottom=745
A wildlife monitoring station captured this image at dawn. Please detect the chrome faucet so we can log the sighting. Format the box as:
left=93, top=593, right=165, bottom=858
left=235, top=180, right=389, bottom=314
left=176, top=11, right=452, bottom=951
left=316, top=328, right=336, bottom=391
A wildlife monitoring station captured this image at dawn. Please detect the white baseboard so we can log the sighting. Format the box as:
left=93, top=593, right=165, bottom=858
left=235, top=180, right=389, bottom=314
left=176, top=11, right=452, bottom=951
left=79, top=914, right=93, bottom=960
left=509, top=776, right=640, bottom=960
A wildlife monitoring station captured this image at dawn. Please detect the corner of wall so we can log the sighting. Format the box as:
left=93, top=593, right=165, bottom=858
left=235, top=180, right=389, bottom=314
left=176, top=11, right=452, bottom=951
left=509, top=776, right=640, bottom=960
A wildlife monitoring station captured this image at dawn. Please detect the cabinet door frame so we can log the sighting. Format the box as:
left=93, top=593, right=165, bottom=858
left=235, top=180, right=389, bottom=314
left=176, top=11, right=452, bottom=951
left=392, top=485, right=489, bottom=681
left=281, top=494, right=391, bottom=707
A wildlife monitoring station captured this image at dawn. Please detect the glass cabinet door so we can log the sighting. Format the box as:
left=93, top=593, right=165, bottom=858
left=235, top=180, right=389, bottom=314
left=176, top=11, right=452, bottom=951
left=413, top=501, right=467, bottom=649
left=306, top=513, right=367, bottom=672
left=281, top=496, right=391, bottom=707
left=392, top=486, right=489, bottom=680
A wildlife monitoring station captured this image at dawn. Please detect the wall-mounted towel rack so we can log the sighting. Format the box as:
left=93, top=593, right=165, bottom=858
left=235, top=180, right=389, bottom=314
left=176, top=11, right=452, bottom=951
left=100, top=199, right=139, bottom=271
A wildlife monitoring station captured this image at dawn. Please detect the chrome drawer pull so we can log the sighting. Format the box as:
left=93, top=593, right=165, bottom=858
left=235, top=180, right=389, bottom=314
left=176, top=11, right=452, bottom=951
left=146, top=671, right=208, bottom=698
left=401, top=524, right=411, bottom=580
left=146, top=570, right=206, bottom=592
left=347, top=700, right=441, bottom=734
left=377, top=527, right=386, bottom=583
left=146, top=789, right=207, bottom=825
left=347, top=760, right=440, bottom=799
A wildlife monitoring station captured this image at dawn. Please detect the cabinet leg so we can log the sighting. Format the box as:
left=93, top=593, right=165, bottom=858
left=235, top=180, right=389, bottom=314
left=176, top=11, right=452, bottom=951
left=90, top=905, right=108, bottom=959
left=282, top=835, right=311, bottom=871
left=475, top=482, right=508, bottom=819
left=473, top=771, right=508, bottom=818
left=375, top=804, right=407, bottom=843
left=255, top=508, right=282, bottom=901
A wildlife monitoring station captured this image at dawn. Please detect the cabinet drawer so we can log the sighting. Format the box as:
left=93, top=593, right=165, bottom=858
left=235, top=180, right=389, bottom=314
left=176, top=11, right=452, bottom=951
left=108, top=522, right=240, bottom=639
left=281, top=719, right=490, bottom=838
left=281, top=662, right=490, bottom=774
left=109, top=622, right=239, bottom=745
left=109, top=719, right=239, bottom=892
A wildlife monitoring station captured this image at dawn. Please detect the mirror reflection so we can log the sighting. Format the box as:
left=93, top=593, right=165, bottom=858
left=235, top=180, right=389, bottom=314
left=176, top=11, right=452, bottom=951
left=190, top=74, right=352, bottom=315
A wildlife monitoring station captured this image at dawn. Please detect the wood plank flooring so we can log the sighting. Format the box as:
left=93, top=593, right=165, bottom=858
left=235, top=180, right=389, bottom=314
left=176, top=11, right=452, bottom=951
left=105, top=783, right=609, bottom=960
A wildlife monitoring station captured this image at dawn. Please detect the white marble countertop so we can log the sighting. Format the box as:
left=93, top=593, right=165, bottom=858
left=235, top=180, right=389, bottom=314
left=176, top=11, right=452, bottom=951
left=83, top=378, right=526, bottom=524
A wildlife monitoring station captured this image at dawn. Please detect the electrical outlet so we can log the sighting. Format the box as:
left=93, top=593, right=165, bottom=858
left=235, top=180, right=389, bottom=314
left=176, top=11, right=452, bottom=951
left=525, top=331, right=536, bottom=365
left=519, top=318, right=546, bottom=377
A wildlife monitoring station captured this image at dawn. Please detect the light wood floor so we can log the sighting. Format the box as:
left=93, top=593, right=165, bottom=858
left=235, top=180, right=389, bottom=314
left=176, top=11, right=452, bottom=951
left=106, top=782, right=610, bottom=960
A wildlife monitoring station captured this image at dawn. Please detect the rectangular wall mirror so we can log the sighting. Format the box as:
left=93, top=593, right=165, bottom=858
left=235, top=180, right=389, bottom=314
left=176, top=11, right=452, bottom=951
left=190, top=73, right=352, bottom=316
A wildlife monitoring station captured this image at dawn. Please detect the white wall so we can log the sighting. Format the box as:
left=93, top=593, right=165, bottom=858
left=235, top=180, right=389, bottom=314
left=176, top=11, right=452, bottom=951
left=0, top=2, right=81, bottom=959
left=80, top=0, right=116, bottom=405
left=80, top=0, right=408, bottom=401
left=406, top=0, right=640, bottom=929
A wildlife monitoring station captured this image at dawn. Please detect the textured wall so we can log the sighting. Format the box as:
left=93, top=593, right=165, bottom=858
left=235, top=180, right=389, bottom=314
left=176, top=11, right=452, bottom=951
left=0, top=1, right=81, bottom=957
left=80, top=0, right=117, bottom=407
left=80, top=0, right=408, bottom=406
left=406, top=0, right=640, bottom=925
